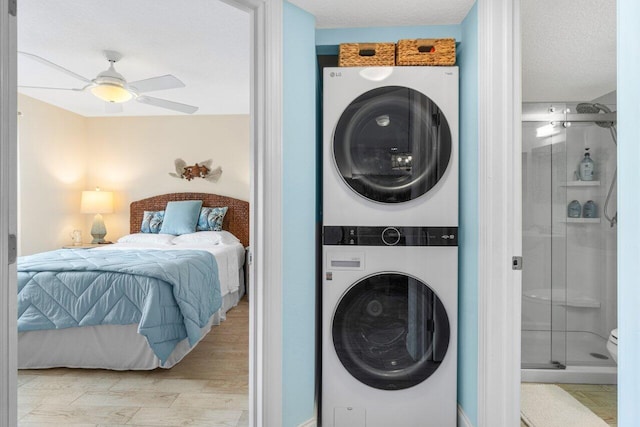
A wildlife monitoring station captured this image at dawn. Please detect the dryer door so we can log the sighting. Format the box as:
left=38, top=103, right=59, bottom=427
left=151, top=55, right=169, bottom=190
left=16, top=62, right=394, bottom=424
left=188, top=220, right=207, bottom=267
left=332, top=272, right=450, bottom=390
left=333, top=86, right=452, bottom=204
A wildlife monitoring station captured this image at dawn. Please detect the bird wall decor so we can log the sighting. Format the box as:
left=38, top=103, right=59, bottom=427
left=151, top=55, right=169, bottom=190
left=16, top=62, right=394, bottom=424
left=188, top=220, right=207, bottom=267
left=169, top=159, right=222, bottom=182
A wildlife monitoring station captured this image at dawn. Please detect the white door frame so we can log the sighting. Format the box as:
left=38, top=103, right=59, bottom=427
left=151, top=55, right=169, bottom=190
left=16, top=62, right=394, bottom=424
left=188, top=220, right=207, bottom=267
left=0, top=0, right=18, bottom=425
left=0, top=0, right=284, bottom=426
left=228, top=0, right=283, bottom=425
left=477, top=0, right=522, bottom=426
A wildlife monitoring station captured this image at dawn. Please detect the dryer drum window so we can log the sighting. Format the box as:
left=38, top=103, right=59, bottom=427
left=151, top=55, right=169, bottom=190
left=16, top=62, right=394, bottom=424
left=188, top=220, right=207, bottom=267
left=333, top=86, right=452, bottom=203
left=332, top=273, right=450, bottom=390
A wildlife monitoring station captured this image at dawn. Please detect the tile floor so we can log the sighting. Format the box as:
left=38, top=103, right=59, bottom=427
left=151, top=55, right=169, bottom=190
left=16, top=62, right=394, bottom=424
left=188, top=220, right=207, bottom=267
left=521, top=383, right=617, bottom=427
left=17, top=297, right=249, bottom=427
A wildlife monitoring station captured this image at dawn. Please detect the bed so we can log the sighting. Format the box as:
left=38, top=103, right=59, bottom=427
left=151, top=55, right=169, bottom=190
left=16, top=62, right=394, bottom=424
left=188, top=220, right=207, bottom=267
left=17, top=192, right=249, bottom=370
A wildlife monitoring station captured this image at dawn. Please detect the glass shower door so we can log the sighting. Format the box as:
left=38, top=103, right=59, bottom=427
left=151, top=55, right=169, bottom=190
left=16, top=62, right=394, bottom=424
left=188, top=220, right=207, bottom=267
left=562, top=103, right=618, bottom=367
left=521, top=103, right=568, bottom=369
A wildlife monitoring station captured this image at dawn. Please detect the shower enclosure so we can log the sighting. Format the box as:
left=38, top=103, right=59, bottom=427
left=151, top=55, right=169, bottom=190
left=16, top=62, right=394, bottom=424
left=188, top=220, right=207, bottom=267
left=521, top=101, right=617, bottom=383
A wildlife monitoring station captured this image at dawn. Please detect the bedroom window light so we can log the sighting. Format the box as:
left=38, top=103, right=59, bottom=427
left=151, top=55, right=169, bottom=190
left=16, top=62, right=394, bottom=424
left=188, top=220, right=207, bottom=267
left=81, top=187, right=114, bottom=244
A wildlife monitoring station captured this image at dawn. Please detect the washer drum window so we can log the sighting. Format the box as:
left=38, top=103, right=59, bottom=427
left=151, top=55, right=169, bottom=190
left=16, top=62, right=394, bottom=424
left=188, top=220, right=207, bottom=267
left=332, top=273, right=450, bottom=390
left=333, top=86, right=452, bottom=204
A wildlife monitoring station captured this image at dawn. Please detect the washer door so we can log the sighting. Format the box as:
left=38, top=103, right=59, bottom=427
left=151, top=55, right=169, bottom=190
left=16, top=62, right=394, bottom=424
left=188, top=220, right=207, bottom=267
left=332, top=273, right=450, bottom=390
left=333, top=86, right=452, bottom=203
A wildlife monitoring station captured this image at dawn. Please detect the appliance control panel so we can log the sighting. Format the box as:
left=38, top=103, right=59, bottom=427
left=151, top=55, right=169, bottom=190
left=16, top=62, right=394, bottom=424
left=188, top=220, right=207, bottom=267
left=323, top=226, right=458, bottom=247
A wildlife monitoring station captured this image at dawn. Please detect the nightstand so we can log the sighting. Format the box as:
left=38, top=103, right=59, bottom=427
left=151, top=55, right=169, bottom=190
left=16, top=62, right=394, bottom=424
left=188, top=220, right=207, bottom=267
left=62, top=244, right=101, bottom=249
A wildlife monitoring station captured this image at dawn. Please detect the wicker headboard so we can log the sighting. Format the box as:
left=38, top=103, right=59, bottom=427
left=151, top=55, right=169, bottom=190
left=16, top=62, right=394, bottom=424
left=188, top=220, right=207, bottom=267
left=130, top=193, right=250, bottom=247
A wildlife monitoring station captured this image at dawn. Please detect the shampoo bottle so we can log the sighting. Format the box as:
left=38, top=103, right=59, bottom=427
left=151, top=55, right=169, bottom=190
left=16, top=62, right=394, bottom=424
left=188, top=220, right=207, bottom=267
left=578, top=148, right=595, bottom=181
left=583, top=200, right=597, bottom=218
left=568, top=200, right=582, bottom=218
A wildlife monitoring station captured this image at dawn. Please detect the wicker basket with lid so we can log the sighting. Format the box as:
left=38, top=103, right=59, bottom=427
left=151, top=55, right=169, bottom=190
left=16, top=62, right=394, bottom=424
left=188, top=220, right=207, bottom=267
left=339, top=42, right=396, bottom=67
left=396, top=38, right=456, bottom=66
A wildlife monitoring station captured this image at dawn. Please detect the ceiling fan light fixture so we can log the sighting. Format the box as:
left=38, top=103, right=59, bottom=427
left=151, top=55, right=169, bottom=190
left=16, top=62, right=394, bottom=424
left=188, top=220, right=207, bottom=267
left=90, top=83, right=133, bottom=103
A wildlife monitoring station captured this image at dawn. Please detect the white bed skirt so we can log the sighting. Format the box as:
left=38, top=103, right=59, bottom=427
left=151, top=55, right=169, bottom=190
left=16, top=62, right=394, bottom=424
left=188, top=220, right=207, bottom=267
left=18, top=273, right=245, bottom=370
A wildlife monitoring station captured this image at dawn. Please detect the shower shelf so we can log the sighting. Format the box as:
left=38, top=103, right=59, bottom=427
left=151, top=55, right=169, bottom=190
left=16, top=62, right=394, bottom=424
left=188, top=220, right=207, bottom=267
left=565, top=218, right=601, bottom=224
left=523, top=288, right=601, bottom=308
left=561, top=181, right=601, bottom=187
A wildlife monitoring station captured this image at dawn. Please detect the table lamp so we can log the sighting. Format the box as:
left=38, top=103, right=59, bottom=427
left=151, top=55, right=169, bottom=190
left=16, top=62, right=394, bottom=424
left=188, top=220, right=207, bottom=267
left=81, top=188, right=113, bottom=243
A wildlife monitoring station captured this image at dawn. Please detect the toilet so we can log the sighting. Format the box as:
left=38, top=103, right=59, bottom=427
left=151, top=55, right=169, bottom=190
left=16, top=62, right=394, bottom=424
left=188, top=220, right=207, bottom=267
left=607, top=328, right=618, bottom=363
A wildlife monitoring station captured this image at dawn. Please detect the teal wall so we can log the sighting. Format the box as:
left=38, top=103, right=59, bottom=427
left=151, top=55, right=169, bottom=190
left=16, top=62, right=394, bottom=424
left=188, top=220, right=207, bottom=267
left=315, top=25, right=462, bottom=45
left=617, top=0, right=640, bottom=424
left=457, top=3, right=479, bottom=425
left=315, top=8, right=479, bottom=425
left=283, top=3, right=479, bottom=425
left=282, top=3, right=318, bottom=426
left=280, top=3, right=640, bottom=426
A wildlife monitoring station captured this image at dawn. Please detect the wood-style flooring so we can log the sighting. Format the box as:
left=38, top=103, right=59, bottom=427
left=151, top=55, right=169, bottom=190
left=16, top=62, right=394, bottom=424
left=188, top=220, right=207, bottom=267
left=521, top=383, right=617, bottom=427
left=17, top=297, right=249, bottom=427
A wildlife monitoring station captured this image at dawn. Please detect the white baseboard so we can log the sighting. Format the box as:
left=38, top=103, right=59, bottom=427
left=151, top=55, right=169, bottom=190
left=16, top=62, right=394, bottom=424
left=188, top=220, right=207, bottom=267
left=298, top=418, right=316, bottom=427
left=299, top=410, right=467, bottom=427
left=458, top=404, right=474, bottom=427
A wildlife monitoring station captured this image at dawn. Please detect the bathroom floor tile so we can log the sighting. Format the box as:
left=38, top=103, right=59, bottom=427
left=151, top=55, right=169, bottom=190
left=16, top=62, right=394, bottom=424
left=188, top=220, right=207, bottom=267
left=557, top=383, right=617, bottom=426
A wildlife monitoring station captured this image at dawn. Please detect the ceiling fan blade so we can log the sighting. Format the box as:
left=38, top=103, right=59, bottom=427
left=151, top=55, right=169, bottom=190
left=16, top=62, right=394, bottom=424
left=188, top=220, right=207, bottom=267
left=104, top=102, right=123, bottom=114
left=127, top=75, right=185, bottom=94
left=18, top=85, right=85, bottom=91
left=18, top=51, right=92, bottom=84
left=136, top=95, right=198, bottom=114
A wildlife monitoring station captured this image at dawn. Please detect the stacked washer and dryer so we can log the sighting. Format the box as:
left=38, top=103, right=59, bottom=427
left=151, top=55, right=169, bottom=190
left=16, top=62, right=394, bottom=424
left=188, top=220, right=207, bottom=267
left=321, top=66, right=459, bottom=427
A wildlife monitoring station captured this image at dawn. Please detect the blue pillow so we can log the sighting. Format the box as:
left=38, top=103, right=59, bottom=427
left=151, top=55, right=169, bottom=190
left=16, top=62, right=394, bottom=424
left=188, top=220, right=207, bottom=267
left=197, top=206, right=228, bottom=232
left=141, top=210, right=165, bottom=234
left=159, top=200, right=203, bottom=235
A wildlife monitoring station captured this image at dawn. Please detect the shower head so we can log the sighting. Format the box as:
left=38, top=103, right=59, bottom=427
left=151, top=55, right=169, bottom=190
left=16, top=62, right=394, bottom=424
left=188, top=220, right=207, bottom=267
left=576, top=103, right=599, bottom=114
left=576, top=102, right=615, bottom=128
left=576, top=102, right=612, bottom=114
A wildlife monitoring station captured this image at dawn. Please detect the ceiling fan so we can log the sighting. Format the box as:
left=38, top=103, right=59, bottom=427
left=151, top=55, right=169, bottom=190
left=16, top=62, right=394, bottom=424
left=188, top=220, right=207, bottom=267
left=18, top=50, right=198, bottom=114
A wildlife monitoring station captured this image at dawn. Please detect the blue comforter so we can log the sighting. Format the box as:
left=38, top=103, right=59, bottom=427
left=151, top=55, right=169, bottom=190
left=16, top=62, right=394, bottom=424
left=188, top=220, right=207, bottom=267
left=17, top=249, right=222, bottom=363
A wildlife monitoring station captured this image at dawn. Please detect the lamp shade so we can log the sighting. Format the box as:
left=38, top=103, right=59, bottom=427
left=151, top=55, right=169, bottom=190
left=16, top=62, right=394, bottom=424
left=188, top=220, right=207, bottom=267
left=80, top=190, right=113, bottom=214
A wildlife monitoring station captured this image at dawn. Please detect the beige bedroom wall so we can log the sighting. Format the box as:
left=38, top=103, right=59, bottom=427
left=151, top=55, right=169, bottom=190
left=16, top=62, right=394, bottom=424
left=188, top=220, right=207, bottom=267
left=17, top=94, right=88, bottom=256
left=17, top=96, right=250, bottom=252
left=84, top=115, right=250, bottom=240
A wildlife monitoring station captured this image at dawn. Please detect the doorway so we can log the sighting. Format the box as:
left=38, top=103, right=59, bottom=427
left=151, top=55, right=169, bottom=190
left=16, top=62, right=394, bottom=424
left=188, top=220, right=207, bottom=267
left=0, top=0, right=284, bottom=426
left=518, top=2, right=618, bottom=425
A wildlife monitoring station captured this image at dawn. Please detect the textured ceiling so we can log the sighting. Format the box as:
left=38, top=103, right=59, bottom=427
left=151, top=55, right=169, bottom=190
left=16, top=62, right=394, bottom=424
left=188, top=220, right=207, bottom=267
left=18, top=0, right=616, bottom=116
left=288, top=0, right=475, bottom=28
left=17, top=0, right=250, bottom=117
left=521, top=0, right=616, bottom=102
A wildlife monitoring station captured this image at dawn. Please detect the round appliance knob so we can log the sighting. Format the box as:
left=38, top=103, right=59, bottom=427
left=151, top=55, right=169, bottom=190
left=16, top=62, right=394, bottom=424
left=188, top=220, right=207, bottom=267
left=381, top=227, right=401, bottom=246
left=324, top=227, right=344, bottom=244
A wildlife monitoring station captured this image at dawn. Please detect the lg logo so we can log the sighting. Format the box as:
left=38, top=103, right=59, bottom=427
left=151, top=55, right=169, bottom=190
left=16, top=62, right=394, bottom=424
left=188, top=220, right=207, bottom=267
left=329, top=71, right=342, bottom=78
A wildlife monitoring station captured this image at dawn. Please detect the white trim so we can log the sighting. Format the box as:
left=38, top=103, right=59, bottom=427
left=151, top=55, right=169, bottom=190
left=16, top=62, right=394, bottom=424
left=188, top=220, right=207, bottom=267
left=0, top=0, right=17, bottom=425
left=0, top=1, right=283, bottom=427
left=254, top=0, right=283, bottom=426
left=477, top=0, right=522, bottom=426
left=457, top=404, right=473, bottom=427
left=223, top=0, right=283, bottom=426
left=297, top=418, right=317, bottom=427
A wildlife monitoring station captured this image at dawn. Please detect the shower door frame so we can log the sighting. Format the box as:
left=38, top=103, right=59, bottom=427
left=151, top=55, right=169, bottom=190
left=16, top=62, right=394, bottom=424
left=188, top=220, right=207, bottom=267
left=520, top=108, right=569, bottom=371
left=520, top=106, right=617, bottom=371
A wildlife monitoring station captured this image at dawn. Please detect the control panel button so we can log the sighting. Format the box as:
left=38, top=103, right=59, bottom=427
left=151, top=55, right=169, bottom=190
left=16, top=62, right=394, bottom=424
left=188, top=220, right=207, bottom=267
left=381, top=227, right=401, bottom=246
